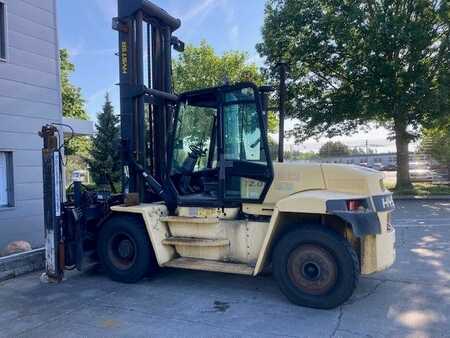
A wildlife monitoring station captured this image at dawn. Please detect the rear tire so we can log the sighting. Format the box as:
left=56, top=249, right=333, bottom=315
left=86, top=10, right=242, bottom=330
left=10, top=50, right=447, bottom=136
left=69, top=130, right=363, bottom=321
left=98, top=215, right=158, bottom=283
left=273, top=226, right=359, bottom=309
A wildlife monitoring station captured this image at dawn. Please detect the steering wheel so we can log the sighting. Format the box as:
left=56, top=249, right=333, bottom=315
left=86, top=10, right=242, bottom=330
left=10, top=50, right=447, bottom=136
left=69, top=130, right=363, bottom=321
left=176, top=143, right=207, bottom=194
left=189, top=144, right=207, bottom=158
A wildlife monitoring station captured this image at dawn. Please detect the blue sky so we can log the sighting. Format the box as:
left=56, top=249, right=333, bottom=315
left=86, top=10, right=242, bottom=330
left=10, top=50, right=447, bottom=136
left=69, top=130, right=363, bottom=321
left=57, top=0, right=401, bottom=152
left=58, top=0, right=266, bottom=119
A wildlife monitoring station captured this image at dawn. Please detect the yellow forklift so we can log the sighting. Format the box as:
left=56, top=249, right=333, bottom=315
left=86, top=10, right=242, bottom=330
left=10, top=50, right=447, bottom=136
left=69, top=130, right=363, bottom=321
left=40, top=0, right=395, bottom=309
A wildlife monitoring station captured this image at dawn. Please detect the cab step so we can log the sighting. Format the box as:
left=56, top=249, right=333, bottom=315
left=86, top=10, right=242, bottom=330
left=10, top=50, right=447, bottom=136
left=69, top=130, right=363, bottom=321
left=163, top=257, right=254, bottom=275
left=160, top=216, right=219, bottom=224
left=162, top=237, right=229, bottom=247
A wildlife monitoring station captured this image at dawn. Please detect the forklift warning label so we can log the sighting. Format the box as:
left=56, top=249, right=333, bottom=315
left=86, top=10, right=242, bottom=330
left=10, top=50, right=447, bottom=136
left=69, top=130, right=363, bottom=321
left=121, top=41, right=128, bottom=74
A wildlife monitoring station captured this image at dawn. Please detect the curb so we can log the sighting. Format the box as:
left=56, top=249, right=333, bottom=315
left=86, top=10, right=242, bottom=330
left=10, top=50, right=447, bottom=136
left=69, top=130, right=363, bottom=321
left=393, top=195, right=450, bottom=201
left=0, top=248, right=45, bottom=282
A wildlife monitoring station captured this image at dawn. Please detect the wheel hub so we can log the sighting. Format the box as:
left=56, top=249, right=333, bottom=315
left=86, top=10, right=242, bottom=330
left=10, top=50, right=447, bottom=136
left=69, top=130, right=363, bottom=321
left=302, top=261, right=321, bottom=281
left=287, top=244, right=337, bottom=296
left=108, top=233, right=137, bottom=270
left=118, top=239, right=134, bottom=259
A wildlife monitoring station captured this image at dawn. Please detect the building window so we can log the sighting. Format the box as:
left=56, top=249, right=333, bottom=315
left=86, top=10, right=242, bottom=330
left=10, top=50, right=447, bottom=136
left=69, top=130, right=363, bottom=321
left=0, top=151, right=14, bottom=207
left=0, top=1, right=6, bottom=61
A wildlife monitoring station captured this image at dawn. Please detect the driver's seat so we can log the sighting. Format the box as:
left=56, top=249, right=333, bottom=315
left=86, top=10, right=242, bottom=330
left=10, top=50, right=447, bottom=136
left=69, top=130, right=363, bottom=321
left=178, top=157, right=196, bottom=194
left=177, top=144, right=205, bottom=194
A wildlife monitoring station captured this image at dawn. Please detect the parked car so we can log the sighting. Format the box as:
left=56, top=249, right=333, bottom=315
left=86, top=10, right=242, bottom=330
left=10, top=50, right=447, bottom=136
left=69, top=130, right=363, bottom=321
left=371, top=163, right=384, bottom=171
left=409, top=161, right=430, bottom=170
left=382, top=163, right=397, bottom=171
left=410, top=168, right=434, bottom=182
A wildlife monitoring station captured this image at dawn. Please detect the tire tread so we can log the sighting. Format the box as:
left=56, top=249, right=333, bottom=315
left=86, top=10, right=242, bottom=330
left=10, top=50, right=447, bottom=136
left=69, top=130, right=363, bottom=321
left=272, top=225, right=359, bottom=309
left=97, top=214, right=157, bottom=283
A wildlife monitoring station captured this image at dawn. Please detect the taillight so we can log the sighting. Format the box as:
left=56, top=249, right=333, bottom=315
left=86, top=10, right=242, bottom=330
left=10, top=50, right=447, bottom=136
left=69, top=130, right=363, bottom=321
left=346, top=199, right=368, bottom=212
left=347, top=200, right=361, bottom=211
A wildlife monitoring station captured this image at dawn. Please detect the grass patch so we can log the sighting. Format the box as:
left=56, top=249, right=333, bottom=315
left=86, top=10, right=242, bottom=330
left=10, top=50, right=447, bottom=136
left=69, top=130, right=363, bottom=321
left=385, top=182, right=450, bottom=196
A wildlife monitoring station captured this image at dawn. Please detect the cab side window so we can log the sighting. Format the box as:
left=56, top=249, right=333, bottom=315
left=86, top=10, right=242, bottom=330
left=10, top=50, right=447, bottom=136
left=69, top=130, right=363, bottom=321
left=223, top=102, right=263, bottom=162
left=172, top=103, right=216, bottom=172
left=222, top=87, right=270, bottom=201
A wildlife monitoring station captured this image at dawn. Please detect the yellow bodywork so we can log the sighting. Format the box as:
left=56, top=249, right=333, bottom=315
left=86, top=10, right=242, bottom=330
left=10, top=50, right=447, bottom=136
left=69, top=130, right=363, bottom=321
left=110, top=203, right=174, bottom=265
left=111, top=162, right=396, bottom=276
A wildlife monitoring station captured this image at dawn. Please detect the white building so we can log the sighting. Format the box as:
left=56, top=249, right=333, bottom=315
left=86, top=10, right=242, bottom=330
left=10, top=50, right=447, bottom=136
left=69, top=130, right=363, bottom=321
left=0, top=0, right=92, bottom=250
left=318, top=153, right=433, bottom=168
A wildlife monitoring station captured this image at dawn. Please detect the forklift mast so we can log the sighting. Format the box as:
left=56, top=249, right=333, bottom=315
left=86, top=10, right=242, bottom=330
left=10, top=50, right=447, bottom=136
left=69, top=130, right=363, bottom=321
left=39, top=0, right=274, bottom=283
left=114, top=0, right=184, bottom=203
left=39, top=0, right=184, bottom=282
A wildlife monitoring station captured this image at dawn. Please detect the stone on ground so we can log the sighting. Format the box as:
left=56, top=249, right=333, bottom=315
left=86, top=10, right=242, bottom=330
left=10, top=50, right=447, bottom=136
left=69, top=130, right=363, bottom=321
left=1, top=240, right=32, bottom=257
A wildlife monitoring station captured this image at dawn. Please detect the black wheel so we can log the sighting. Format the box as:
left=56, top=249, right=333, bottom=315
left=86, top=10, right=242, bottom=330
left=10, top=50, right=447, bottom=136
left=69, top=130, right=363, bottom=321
left=98, top=215, right=158, bottom=283
left=273, top=226, right=359, bottom=309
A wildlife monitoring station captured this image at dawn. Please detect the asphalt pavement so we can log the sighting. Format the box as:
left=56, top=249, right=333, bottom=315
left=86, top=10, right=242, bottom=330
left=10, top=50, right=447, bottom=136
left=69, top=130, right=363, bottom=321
left=1, top=200, right=449, bottom=338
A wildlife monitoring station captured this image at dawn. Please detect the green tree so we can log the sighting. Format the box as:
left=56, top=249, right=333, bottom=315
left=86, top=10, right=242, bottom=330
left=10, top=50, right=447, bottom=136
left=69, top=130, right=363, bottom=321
left=88, top=94, right=121, bottom=192
left=173, top=40, right=263, bottom=92
left=351, top=147, right=375, bottom=155
left=60, top=49, right=88, bottom=120
left=258, top=0, right=449, bottom=189
left=269, top=138, right=318, bottom=160
left=285, top=149, right=317, bottom=161
left=268, top=137, right=279, bottom=160
left=172, top=41, right=278, bottom=132
left=421, top=117, right=450, bottom=184
left=60, top=49, right=91, bottom=156
left=319, top=141, right=351, bottom=158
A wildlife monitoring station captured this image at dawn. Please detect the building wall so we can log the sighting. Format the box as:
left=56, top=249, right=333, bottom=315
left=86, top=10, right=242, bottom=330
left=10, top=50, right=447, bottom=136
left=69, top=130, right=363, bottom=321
left=0, top=0, right=61, bottom=249
left=319, top=153, right=397, bottom=167
left=318, top=153, right=433, bottom=167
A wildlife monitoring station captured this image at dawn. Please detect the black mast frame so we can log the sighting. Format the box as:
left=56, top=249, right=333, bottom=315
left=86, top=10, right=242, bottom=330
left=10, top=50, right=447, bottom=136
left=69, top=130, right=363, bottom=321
left=115, top=0, right=182, bottom=205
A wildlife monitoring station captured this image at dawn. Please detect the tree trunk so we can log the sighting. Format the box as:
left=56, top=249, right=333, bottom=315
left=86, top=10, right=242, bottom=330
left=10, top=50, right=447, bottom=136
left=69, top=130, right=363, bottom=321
left=107, top=175, right=117, bottom=194
left=394, top=119, right=413, bottom=190
left=447, top=161, right=450, bottom=187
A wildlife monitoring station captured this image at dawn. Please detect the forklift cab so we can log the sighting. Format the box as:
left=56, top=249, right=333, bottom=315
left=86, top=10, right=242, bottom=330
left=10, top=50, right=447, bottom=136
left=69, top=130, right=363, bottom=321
left=169, top=83, right=273, bottom=208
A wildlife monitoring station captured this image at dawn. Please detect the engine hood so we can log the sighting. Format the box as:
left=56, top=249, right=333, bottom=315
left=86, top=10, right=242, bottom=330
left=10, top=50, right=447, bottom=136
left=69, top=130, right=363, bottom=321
left=263, top=162, right=385, bottom=205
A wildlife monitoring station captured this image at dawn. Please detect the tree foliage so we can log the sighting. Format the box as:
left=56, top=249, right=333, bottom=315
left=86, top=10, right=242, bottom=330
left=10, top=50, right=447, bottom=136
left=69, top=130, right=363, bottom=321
left=421, top=116, right=450, bottom=183
left=319, top=141, right=351, bottom=157
left=258, top=0, right=449, bottom=189
left=88, top=94, right=121, bottom=192
left=172, top=41, right=278, bottom=132
left=173, top=41, right=263, bottom=92
left=60, top=49, right=91, bottom=156
left=60, top=49, right=89, bottom=120
left=268, top=138, right=318, bottom=160
left=285, top=150, right=317, bottom=161
left=350, top=147, right=375, bottom=155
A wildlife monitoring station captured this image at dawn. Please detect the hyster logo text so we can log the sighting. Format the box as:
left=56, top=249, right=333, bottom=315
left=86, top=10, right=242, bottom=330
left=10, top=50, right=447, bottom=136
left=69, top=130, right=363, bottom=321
left=381, top=195, right=395, bottom=209
left=121, top=41, right=128, bottom=74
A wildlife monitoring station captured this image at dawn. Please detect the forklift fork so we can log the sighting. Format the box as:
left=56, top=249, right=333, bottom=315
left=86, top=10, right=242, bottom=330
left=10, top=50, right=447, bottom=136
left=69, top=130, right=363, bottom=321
left=39, top=125, right=64, bottom=282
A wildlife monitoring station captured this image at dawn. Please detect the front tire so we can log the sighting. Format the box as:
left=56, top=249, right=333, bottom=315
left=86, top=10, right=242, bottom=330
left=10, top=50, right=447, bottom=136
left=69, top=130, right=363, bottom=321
left=273, top=226, right=359, bottom=309
left=98, top=215, right=157, bottom=283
